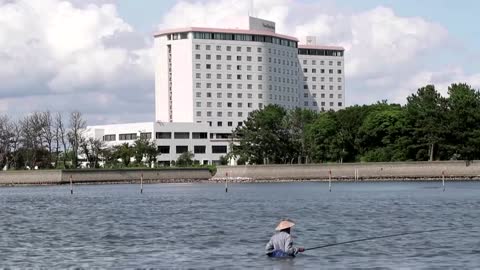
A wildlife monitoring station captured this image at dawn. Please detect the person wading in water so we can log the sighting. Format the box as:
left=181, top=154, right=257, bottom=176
left=266, top=219, right=305, bottom=257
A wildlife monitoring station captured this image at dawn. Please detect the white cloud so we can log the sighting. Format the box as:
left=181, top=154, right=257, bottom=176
left=0, top=0, right=153, bottom=123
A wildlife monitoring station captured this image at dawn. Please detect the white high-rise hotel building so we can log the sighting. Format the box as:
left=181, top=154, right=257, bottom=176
left=87, top=17, right=345, bottom=165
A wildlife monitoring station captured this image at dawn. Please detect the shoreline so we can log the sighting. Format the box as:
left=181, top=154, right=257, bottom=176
left=2, top=176, right=480, bottom=188
left=2, top=161, right=480, bottom=187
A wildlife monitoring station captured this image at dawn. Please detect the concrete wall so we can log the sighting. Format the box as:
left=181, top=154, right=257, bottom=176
left=0, top=170, right=62, bottom=185
left=214, top=161, right=480, bottom=181
left=62, top=168, right=211, bottom=183
left=0, top=168, right=211, bottom=186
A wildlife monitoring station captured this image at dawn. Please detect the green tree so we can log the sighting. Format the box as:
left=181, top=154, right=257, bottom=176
left=176, top=151, right=194, bottom=167
left=113, top=143, right=134, bottom=167
left=133, top=137, right=159, bottom=166
left=445, top=83, right=480, bottom=161
left=284, top=108, right=317, bottom=163
left=305, top=112, right=341, bottom=162
left=405, top=85, right=447, bottom=161
left=232, top=105, right=292, bottom=164
left=356, top=104, right=408, bottom=162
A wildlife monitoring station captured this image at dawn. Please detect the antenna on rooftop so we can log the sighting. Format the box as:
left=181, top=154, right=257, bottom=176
left=249, top=0, right=255, bottom=17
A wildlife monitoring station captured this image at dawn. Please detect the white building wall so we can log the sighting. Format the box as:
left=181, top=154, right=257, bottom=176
left=298, top=48, right=345, bottom=112
left=87, top=122, right=230, bottom=165
left=154, top=37, right=170, bottom=122
left=191, top=39, right=299, bottom=131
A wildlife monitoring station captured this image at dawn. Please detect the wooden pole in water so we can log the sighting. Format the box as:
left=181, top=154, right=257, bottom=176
left=225, top=172, right=229, bottom=193
left=329, top=169, right=332, bottom=192
left=70, top=175, right=73, bottom=195
left=442, top=171, right=445, bottom=192
left=141, top=173, right=144, bottom=194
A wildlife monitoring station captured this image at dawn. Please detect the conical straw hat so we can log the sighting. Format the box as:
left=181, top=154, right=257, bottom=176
left=275, top=220, right=295, bottom=231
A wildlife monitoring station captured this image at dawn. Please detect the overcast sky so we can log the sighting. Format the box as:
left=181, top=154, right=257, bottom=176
left=1, top=0, right=479, bottom=125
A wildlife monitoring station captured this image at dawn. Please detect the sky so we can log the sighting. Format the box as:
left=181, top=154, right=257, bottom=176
left=1, top=0, right=479, bottom=125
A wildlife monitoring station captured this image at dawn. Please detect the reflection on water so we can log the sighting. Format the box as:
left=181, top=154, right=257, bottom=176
left=1, top=182, right=480, bottom=269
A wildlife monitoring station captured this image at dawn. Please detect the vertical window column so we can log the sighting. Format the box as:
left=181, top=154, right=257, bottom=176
left=167, top=45, right=173, bottom=122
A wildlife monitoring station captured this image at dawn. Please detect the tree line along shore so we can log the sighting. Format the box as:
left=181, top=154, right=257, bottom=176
left=0, top=82, right=479, bottom=171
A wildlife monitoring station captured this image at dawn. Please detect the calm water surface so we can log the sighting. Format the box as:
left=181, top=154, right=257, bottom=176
left=1, top=182, right=480, bottom=269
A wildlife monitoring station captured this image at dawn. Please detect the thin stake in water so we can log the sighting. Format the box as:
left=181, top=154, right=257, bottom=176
left=70, top=175, right=73, bottom=195
left=442, top=170, right=445, bottom=192
left=141, top=173, right=144, bottom=194
left=329, top=170, right=332, bottom=192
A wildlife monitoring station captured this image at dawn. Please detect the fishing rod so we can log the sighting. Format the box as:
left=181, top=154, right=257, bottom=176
left=305, top=228, right=450, bottom=251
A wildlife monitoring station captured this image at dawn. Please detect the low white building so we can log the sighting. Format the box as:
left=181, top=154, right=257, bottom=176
left=86, top=122, right=230, bottom=165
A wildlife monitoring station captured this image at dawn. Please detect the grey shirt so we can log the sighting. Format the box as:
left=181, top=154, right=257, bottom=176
left=265, top=231, right=298, bottom=255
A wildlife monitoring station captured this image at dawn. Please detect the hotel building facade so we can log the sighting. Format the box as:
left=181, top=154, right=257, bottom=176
left=86, top=17, right=345, bottom=165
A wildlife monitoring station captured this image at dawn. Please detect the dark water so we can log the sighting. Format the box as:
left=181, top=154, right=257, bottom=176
left=1, top=182, right=480, bottom=269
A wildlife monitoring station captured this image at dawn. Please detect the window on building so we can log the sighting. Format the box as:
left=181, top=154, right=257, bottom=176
left=258, top=57, right=262, bottom=62
left=103, top=134, right=116, bottom=141
left=212, top=145, right=228, bottom=154
left=228, top=121, right=233, bottom=127
left=119, top=133, right=137, bottom=140
left=195, top=63, right=201, bottom=69
left=192, top=132, right=208, bottom=139
left=194, top=145, right=206, bottom=154
left=176, top=146, right=188, bottom=154
left=216, top=45, right=221, bottom=51
left=338, top=102, right=343, bottom=107
left=237, top=56, right=242, bottom=61
left=226, top=46, right=231, bottom=51
left=217, top=121, right=223, bottom=127
left=195, top=54, right=201, bottom=60
left=206, top=64, right=211, bottom=69
left=174, top=132, right=190, bottom=139
left=195, top=44, right=200, bottom=50
left=206, top=54, right=211, bottom=60
left=158, top=146, right=170, bottom=154
left=196, top=102, right=201, bottom=107
left=140, top=132, right=152, bottom=139
left=205, top=45, right=211, bottom=50
left=196, top=111, right=201, bottom=117
left=236, top=46, right=241, bottom=52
